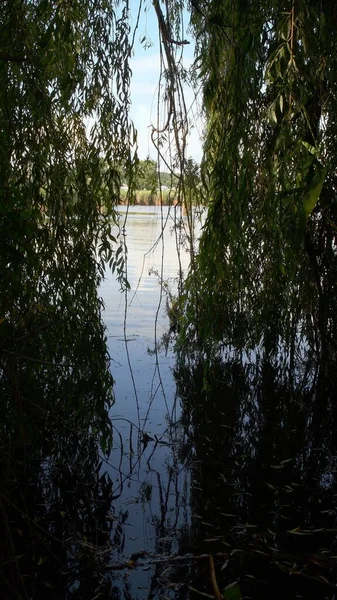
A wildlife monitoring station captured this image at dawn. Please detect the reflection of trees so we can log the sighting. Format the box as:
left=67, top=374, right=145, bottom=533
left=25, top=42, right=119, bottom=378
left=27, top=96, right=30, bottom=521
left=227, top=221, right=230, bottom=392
left=144, top=437, right=191, bottom=600
left=0, top=426, right=117, bottom=598
left=104, top=411, right=191, bottom=600
left=1, top=432, right=114, bottom=599
left=0, top=254, right=116, bottom=598
left=175, top=353, right=337, bottom=598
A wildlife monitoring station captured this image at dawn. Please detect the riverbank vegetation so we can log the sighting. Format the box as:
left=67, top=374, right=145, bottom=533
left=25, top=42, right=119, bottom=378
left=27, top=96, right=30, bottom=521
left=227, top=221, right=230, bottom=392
left=167, top=1, right=337, bottom=596
left=171, top=0, right=337, bottom=368
left=2, top=0, right=337, bottom=598
left=0, top=0, right=134, bottom=595
left=118, top=158, right=200, bottom=206
left=120, top=187, right=175, bottom=206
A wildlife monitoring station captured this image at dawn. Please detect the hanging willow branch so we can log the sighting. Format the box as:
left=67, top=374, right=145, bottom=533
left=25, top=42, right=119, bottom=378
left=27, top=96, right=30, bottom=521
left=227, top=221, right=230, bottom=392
left=174, top=0, right=337, bottom=364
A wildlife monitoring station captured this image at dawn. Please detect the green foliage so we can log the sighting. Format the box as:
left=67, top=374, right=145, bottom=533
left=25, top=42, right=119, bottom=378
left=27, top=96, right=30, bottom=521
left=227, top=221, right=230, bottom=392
left=174, top=0, right=337, bottom=361
left=223, top=583, right=242, bottom=600
left=121, top=158, right=179, bottom=191
left=135, top=158, right=158, bottom=191
left=134, top=189, right=156, bottom=205
left=120, top=188, right=175, bottom=205
left=0, top=1, right=136, bottom=594
left=0, top=0, right=137, bottom=444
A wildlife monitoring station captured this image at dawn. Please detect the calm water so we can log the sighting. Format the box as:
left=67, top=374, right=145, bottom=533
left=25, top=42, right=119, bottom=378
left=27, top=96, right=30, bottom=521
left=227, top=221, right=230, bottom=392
left=100, top=205, right=194, bottom=598
left=100, top=206, right=337, bottom=600
left=4, top=208, right=337, bottom=598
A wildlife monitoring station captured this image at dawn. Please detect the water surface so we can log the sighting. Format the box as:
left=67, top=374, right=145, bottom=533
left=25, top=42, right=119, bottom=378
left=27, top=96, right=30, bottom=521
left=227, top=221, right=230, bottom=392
left=100, top=206, right=337, bottom=600
left=100, top=205, right=193, bottom=598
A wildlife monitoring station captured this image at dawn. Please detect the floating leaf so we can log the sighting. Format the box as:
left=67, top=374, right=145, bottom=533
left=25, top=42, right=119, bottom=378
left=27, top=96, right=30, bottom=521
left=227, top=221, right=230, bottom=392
left=223, top=581, right=242, bottom=600
left=221, top=559, right=229, bottom=570
left=288, top=527, right=306, bottom=535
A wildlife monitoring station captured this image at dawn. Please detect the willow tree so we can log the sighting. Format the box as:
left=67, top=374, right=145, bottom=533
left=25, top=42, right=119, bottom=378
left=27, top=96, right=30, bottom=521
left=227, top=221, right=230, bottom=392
left=0, top=0, right=138, bottom=448
left=174, top=0, right=337, bottom=363
left=0, top=2, right=137, bottom=594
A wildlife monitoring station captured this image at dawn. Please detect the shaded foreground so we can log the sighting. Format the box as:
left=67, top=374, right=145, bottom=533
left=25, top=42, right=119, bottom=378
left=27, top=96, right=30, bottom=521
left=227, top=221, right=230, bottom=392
left=0, top=274, right=115, bottom=598
left=1, top=199, right=337, bottom=597
left=3, top=346, right=337, bottom=599
left=174, top=352, right=337, bottom=599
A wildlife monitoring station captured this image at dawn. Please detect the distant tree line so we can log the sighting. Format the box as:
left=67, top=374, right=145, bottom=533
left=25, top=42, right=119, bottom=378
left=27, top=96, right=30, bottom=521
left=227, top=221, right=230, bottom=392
left=106, top=157, right=200, bottom=192
left=119, top=158, right=180, bottom=191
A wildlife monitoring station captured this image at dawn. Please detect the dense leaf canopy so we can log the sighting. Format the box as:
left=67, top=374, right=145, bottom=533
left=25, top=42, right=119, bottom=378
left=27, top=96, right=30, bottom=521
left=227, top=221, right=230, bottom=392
left=0, top=0, right=139, bottom=449
left=0, top=3, right=135, bottom=594
left=174, top=0, right=337, bottom=364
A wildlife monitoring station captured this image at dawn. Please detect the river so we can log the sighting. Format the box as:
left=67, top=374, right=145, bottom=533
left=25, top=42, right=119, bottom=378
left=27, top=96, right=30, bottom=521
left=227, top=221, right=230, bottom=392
left=99, top=205, right=337, bottom=600
left=100, top=205, right=195, bottom=598
left=2, top=204, right=337, bottom=599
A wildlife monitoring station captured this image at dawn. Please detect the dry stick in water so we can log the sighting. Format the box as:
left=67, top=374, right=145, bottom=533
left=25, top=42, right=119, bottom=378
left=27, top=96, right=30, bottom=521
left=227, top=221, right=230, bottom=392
left=108, top=551, right=228, bottom=570
left=209, top=554, right=222, bottom=600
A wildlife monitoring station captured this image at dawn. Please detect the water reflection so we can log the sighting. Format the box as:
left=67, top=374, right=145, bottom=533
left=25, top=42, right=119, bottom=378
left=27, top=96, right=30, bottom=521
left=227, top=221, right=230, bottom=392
left=6, top=201, right=337, bottom=599
left=102, top=205, right=337, bottom=599
left=0, top=236, right=115, bottom=598
left=101, top=206, right=193, bottom=599
left=175, top=353, right=337, bottom=599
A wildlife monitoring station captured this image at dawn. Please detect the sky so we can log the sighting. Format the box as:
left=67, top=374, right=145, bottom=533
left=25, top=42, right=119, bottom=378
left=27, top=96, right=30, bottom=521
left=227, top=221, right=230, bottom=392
left=128, top=1, right=203, bottom=163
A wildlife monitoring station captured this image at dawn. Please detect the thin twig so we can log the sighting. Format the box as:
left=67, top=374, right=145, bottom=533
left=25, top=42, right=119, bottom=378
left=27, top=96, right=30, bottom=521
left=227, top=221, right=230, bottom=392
left=188, top=587, right=214, bottom=599
left=107, top=551, right=228, bottom=571
left=209, top=554, right=222, bottom=600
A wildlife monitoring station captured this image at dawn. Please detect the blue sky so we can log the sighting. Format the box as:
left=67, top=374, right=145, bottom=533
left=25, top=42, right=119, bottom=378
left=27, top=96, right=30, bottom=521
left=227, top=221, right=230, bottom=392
left=128, top=1, right=203, bottom=163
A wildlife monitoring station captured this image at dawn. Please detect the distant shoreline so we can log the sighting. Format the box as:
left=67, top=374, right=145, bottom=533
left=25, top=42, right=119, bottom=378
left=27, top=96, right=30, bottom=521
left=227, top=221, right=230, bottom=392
left=119, top=189, right=177, bottom=206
